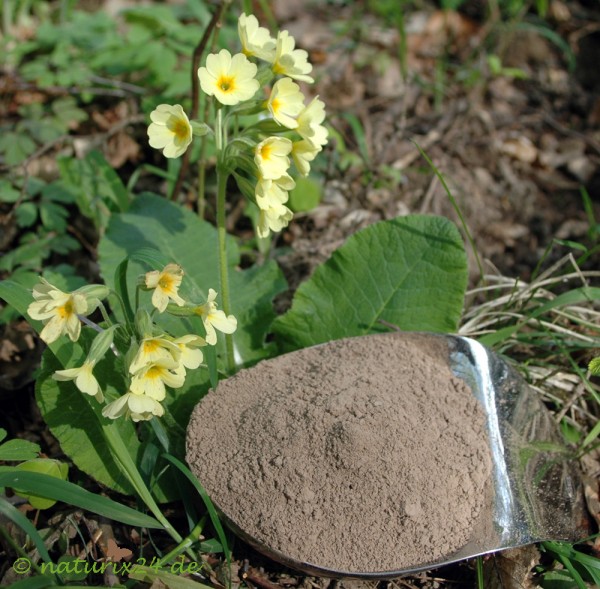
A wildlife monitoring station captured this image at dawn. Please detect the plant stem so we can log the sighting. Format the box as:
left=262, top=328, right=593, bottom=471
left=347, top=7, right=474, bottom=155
left=216, top=176, right=235, bottom=374
left=157, top=518, right=205, bottom=566
left=214, top=108, right=235, bottom=374
left=476, top=556, right=484, bottom=589
left=101, top=421, right=197, bottom=561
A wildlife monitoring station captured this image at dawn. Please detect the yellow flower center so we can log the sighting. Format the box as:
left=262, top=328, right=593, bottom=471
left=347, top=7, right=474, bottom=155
left=270, top=98, right=281, bottom=113
left=217, top=75, right=235, bottom=94
left=146, top=366, right=164, bottom=380
left=217, top=75, right=235, bottom=93
left=57, top=299, right=74, bottom=319
left=260, top=144, right=272, bottom=161
left=171, top=119, right=189, bottom=140
left=143, top=340, right=160, bottom=353
left=158, top=274, right=174, bottom=292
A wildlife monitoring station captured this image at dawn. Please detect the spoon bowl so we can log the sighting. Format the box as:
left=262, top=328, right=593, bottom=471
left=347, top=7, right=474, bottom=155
left=187, top=333, right=589, bottom=578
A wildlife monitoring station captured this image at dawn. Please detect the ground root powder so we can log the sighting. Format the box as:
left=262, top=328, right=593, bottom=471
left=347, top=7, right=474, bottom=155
left=186, top=333, right=493, bottom=574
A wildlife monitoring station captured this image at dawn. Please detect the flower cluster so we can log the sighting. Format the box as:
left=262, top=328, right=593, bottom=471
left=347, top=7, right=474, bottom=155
left=27, top=264, right=236, bottom=422
left=147, top=13, right=328, bottom=239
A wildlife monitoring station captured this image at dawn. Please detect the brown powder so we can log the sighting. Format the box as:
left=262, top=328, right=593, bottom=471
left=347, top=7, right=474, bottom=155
left=186, top=333, right=492, bottom=574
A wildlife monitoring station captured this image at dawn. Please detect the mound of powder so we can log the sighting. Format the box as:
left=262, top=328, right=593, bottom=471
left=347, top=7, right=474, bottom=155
left=186, top=333, right=492, bottom=573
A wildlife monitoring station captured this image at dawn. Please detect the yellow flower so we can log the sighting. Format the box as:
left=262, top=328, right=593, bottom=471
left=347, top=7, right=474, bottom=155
left=172, top=335, right=206, bottom=373
left=147, top=104, right=193, bottom=159
left=297, top=97, right=328, bottom=149
left=292, top=139, right=321, bottom=176
left=255, top=174, right=295, bottom=210
left=195, top=289, right=237, bottom=346
left=129, top=335, right=181, bottom=374
left=267, top=77, right=305, bottom=129
left=102, top=392, right=164, bottom=422
left=27, top=279, right=88, bottom=344
left=258, top=202, right=294, bottom=239
left=238, top=13, right=276, bottom=62
left=130, top=357, right=184, bottom=402
left=255, top=136, right=292, bottom=180
left=145, top=263, right=185, bottom=313
left=198, top=49, right=259, bottom=106
left=53, top=361, right=103, bottom=403
left=272, top=30, right=314, bottom=83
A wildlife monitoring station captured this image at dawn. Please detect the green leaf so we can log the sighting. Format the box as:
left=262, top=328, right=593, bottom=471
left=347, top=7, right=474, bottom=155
left=0, top=238, right=45, bottom=272
left=35, top=337, right=146, bottom=496
left=288, top=176, right=322, bottom=212
left=15, top=202, right=38, bottom=228
left=56, top=153, right=117, bottom=230
left=13, top=458, right=68, bottom=510
left=540, top=569, right=580, bottom=589
left=40, top=201, right=68, bottom=232
left=51, top=97, right=88, bottom=127
left=0, top=467, right=161, bottom=528
left=273, top=215, right=468, bottom=351
left=0, top=132, right=36, bottom=166
left=0, top=180, right=21, bottom=203
left=87, top=150, right=130, bottom=212
left=0, top=438, right=41, bottom=462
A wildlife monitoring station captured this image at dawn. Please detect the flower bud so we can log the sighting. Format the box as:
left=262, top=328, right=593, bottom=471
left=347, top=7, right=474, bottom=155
left=191, top=121, right=211, bottom=137
left=87, top=325, right=119, bottom=365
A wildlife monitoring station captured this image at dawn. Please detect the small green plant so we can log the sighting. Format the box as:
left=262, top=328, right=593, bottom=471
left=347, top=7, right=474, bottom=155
left=0, top=178, right=80, bottom=275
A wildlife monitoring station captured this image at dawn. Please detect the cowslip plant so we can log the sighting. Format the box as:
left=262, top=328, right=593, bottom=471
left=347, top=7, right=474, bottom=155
left=0, top=252, right=237, bottom=571
left=146, top=12, right=328, bottom=373
left=26, top=262, right=235, bottom=424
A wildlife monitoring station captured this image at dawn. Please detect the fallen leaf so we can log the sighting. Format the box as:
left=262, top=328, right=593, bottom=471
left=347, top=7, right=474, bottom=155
left=499, top=136, right=538, bottom=163
left=105, top=538, right=133, bottom=563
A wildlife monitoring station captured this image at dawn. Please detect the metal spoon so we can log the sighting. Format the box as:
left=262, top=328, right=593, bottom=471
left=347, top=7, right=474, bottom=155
left=195, top=334, right=590, bottom=578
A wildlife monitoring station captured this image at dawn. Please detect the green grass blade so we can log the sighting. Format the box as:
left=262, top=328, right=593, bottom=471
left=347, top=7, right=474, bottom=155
left=582, top=420, right=600, bottom=448
left=128, top=564, right=213, bottom=588
left=480, top=287, right=600, bottom=347
left=0, top=496, right=53, bottom=564
left=413, top=141, right=484, bottom=282
left=341, top=112, right=371, bottom=166
left=7, top=577, right=59, bottom=589
left=580, top=186, right=599, bottom=240
left=0, top=468, right=162, bottom=529
left=514, top=21, right=575, bottom=71
left=161, top=454, right=231, bottom=569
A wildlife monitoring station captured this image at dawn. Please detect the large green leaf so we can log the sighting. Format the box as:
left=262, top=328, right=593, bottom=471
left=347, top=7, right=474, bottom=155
left=97, top=192, right=287, bottom=367
left=36, top=338, right=194, bottom=500
left=36, top=337, right=138, bottom=496
left=273, top=215, right=468, bottom=350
